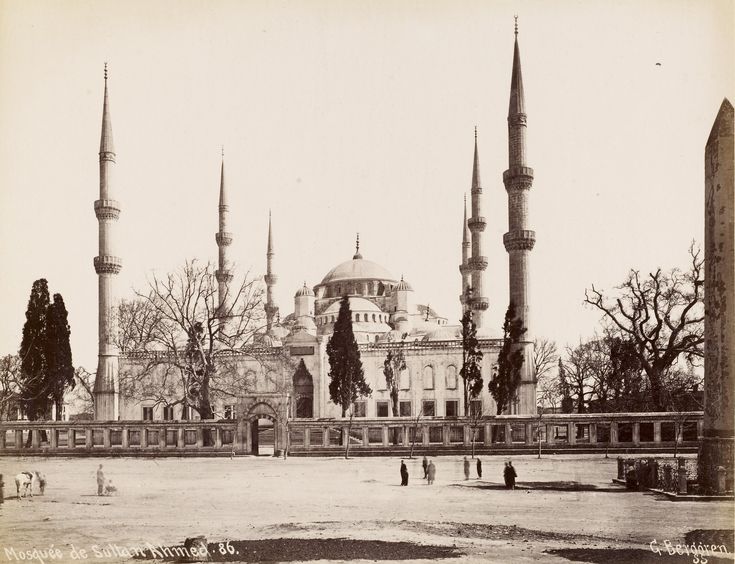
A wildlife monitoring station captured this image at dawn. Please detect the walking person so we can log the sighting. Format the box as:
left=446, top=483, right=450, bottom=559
left=504, top=460, right=517, bottom=490
left=96, top=464, right=105, bottom=496
left=422, top=455, right=428, bottom=479
left=427, top=460, right=436, bottom=485
left=476, top=457, right=482, bottom=479
left=463, top=457, right=470, bottom=480
left=400, top=460, right=409, bottom=486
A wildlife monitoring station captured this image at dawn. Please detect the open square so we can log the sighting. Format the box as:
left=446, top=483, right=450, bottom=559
left=1, top=454, right=732, bottom=563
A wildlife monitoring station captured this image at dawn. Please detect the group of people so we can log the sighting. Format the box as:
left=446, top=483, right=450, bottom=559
left=462, top=456, right=482, bottom=480
left=400, top=456, right=516, bottom=487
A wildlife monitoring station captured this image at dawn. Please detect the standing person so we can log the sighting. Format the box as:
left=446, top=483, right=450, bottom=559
left=476, top=457, right=482, bottom=479
left=400, top=460, right=409, bottom=486
left=422, top=455, right=428, bottom=479
left=463, top=457, right=470, bottom=480
left=427, top=460, right=436, bottom=485
left=96, top=464, right=105, bottom=496
left=503, top=462, right=511, bottom=488
left=508, top=461, right=517, bottom=489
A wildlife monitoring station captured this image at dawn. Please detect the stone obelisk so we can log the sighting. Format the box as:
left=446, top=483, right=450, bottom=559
left=698, top=98, right=734, bottom=493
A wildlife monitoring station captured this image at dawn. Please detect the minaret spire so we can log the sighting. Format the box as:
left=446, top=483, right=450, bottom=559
left=502, top=19, right=536, bottom=414
left=467, top=128, right=489, bottom=327
left=459, top=194, right=472, bottom=312
left=264, top=210, right=279, bottom=331
left=93, top=64, right=122, bottom=420
left=215, top=151, right=233, bottom=316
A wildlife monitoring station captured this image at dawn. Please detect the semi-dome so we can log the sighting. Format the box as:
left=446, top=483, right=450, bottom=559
left=320, top=257, right=397, bottom=285
left=323, top=296, right=382, bottom=315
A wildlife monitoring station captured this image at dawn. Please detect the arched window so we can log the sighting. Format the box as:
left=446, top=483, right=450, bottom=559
left=423, top=365, right=435, bottom=390
left=399, top=366, right=410, bottom=390
left=445, top=365, right=458, bottom=389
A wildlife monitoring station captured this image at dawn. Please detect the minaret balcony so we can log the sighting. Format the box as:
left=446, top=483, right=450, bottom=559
left=215, top=232, right=233, bottom=246
left=94, top=199, right=121, bottom=220
left=467, top=256, right=488, bottom=270
left=469, top=296, right=490, bottom=311
left=215, top=270, right=233, bottom=283
left=459, top=264, right=472, bottom=275
left=264, top=274, right=278, bottom=285
left=94, top=255, right=123, bottom=274
left=467, top=217, right=486, bottom=231
left=502, top=166, right=534, bottom=186
left=503, top=230, right=536, bottom=251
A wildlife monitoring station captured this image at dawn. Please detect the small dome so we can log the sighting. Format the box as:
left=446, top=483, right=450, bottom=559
left=422, top=326, right=460, bottom=341
left=320, top=257, right=396, bottom=285
left=269, top=325, right=289, bottom=340
left=323, top=297, right=382, bottom=315
left=395, top=277, right=413, bottom=292
left=295, top=283, right=315, bottom=297
left=378, top=329, right=408, bottom=343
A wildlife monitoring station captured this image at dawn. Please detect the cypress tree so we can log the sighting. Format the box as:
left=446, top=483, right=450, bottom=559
left=46, top=293, right=75, bottom=420
left=489, top=303, right=526, bottom=415
left=327, top=296, right=371, bottom=417
left=460, top=310, right=484, bottom=416
left=19, top=279, right=51, bottom=420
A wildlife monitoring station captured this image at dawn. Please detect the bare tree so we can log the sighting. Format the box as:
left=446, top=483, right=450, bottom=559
left=0, top=354, right=22, bottom=420
left=408, top=408, right=424, bottom=459
left=467, top=404, right=487, bottom=459
left=119, top=260, right=274, bottom=430
left=584, top=245, right=704, bottom=410
left=533, top=338, right=558, bottom=381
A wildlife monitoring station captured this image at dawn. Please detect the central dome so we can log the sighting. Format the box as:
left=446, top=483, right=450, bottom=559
left=320, top=257, right=397, bottom=285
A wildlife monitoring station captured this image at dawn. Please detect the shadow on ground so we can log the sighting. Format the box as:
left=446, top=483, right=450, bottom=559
left=546, top=547, right=732, bottom=564
left=455, top=481, right=629, bottom=492
left=134, top=538, right=462, bottom=562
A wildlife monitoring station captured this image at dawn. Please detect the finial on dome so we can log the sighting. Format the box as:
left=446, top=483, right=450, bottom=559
left=514, top=15, right=518, bottom=36
left=353, top=233, right=362, bottom=259
left=425, top=303, right=430, bottom=321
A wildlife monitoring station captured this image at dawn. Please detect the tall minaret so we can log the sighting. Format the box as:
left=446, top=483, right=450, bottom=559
left=93, top=64, right=121, bottom=420
left=502, top=19, right=536, bottom=414
left=459, top=193, right=472, bottom=313
left=215, top=150, right=233, bottom=316
left=467, top=127, right=489, bottom=327
left=264, top=211, right=279, bottom=331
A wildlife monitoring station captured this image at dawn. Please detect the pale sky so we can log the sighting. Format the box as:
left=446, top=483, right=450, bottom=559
left=0, top=0, right=733, bottom=371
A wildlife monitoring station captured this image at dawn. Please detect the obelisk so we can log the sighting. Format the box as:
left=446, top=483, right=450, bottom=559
left=698, top=98, right=734, bottom=494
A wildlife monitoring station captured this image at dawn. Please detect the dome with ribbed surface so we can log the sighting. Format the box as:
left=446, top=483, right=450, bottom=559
left=295, top=283, right=315, bottom=297
left=320, top=257, right=396, bottom=285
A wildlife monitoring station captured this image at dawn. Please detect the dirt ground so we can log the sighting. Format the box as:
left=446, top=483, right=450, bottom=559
left=0, top=454, right=732, bottom=563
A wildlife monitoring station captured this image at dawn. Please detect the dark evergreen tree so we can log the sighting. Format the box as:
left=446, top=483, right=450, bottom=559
left=46, top=293, right=75, bottom=420
left=327, top=296, right=371, bottom=417
left=489, top=303, right=526, bottom=415
left=460, top=310, right=484, bottom=416
left=558, top=357, right=574, bottom=413
left=18, top=279, right=51, bottom=421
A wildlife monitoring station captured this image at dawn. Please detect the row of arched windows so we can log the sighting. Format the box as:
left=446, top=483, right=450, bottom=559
left=377, top=364, right=459, bottom=391
left=317, top=312, right=389, bottom=325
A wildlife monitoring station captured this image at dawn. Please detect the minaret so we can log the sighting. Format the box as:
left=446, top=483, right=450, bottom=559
left=93, top=64, right=122, bottom=420
left=502, top=19, right=536, bottom=414
left=215, top=150, right=233, bottom=316
left=467, top=127, right=489, bottom=327
left=459, top=194, right=472, bottom=312
left=264, top=211, right=279, bottom=331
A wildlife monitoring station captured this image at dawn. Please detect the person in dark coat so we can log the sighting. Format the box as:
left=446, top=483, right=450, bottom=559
left=476, top=458, right=482, bottom=479
left=504, top=460, right=517, bottom=489
left=422, top=456, right=428, bottom=479
left=400, top=460, right=409, bottom=486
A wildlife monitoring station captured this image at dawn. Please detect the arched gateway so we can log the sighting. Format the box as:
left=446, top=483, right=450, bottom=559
left=236, top=394, right=289, bottom=456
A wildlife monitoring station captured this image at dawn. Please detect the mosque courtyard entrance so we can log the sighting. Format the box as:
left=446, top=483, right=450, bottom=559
left=237, top=393, right=289, bottom=456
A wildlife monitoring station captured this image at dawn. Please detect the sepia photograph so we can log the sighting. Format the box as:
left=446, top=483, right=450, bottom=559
left=0, top=1, right=733, bottom=562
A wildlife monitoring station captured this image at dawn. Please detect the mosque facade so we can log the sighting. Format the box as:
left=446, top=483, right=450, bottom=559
left=94, top=26, right=538, bottom=422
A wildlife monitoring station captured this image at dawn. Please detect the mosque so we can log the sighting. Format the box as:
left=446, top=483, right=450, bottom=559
left=92, top=25, right=538, bottom=423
